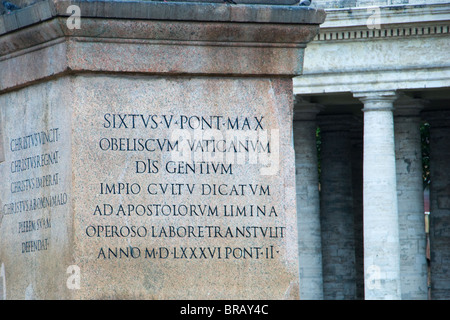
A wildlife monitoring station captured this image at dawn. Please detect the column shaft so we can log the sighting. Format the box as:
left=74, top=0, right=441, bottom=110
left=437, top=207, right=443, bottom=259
left=319, top=114, right=356, bottom=300
left=394, top=100, right=427, bottom=300
left=355, top=91, right=402, bottom=300
left=0, top=113, right=4, bottom=163
left=425, top=110, right=450, bottom=300
left=351, top=120, right=364, bottom=300
left=293, top=102, right=323, bottom=300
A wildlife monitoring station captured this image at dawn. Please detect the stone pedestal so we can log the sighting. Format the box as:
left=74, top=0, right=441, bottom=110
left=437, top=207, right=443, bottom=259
left=293, top=99, right=324, bottom=300
left=0, top=1, right=325, bottom=299
left=354, top=91, right=402, bottom=300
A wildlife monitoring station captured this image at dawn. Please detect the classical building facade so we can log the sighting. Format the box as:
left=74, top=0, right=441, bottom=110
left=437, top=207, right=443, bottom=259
left=294, top=0, right=450, bottom=299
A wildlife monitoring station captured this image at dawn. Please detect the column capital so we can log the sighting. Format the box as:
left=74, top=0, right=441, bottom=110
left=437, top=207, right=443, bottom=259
left=317, top=114, right=355, bottom=133
left=394, top=93, right=429, bottom=117
left=293, top=96, right=324, bottom=121
left=353, top=91, right=398, bottom=112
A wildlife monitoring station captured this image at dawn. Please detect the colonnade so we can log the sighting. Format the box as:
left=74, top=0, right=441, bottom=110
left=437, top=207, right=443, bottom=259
left=294, top=91, right=449, bottom=300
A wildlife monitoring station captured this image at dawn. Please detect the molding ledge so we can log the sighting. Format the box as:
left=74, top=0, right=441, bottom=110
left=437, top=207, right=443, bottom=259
left=313, top=3, right=450, bottom=41
left=314, top=23, right=450, bottom=41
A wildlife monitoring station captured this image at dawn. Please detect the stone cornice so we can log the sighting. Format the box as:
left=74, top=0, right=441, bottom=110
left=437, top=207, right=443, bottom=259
left=0, top=0, right=326, bottom=36
left=313, top=3, right=450, bottom=42
left=0, top=16, right=319, bottom=58
left=321, top=3, right=450, bottom=28
left=314, top=22, right=450, bottom=41
left=294, top=66, right=450, bottom=94
left=0, top=0, right=326, bottom=92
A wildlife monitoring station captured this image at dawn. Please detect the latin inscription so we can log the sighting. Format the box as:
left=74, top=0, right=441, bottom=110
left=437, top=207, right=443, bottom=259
left=2, top=127, right=67, bottom=254
left=92, top=112, right=281, bottom=260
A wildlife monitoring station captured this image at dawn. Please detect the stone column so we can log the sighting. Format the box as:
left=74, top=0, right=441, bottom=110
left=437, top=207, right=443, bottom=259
left=0, top=113, right=4, bottom=299
left=0, top=113, right=4, bottom=163
left=293, top=98, right=323, bottom=300
left=354, top=91, right=402, bottom=300
left=424, top=110, right=450, bottom=300
left=350, top=118, right=364, bottom=300
left=394, top=96, right=428, bottom=300
left=318, top=114, right=356, bottom=300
